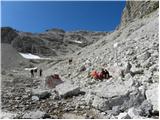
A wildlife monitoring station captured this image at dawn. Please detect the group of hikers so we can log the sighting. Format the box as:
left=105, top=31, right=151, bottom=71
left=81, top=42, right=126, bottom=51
left=30, top=68, right=43, bottom=78
left=68, top=58, right=112, bottom=80
left=90, top=68, right=112, bottom=80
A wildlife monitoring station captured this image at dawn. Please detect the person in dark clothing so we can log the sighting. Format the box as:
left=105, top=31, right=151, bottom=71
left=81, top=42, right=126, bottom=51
left=39, top=69, right=43, bottom=77
left=101, top=68, right=106, bottom=79
left=69, top=59, right=72, bottom=65
left=34, top=68, right=37, bottom=73
left=30, top=69, right=34, bottom=78
left=101, top=68, right=112, bottom=79
left=104, top=69, right=112, bottom=79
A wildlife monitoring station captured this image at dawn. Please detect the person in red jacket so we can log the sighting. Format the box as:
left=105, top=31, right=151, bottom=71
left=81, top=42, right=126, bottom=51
left=90, top=70, right=99, bottom=79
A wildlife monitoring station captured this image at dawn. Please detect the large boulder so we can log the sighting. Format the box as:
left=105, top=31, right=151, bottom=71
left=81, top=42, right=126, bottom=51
left=85, top=81, right=145, bottom=112
left=55, top=81, right=81, bottom=98
left=22, top=111, right=49, bottom=119
left=32, top=89, right=51, bottom=100
left=145, top=83, right=158, bottom=112
left=117, top=112, right=131, bottom=119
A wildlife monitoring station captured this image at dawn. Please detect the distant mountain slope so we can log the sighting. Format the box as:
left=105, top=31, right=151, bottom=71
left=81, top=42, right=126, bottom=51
left=1, top=27, right=109, bottom=57
left=1, top=43, right=29, bottom=70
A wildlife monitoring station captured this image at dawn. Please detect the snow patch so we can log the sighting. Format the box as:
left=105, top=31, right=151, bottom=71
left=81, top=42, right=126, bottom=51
left=25, top=67, right=37, bottom=71
left=19, top=53, right=40, bottom=59
left=19, top=53, right=51, bottom=60
left=113, top=42, right=119, bottom=48
left=74, top=40, right=82, bottom=44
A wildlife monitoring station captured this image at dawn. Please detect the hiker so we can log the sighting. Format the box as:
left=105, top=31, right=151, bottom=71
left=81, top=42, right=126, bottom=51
left=90, top=70, right=99, bottom=79
left=30, top=69, right=34, bottom=78
left=34, top=68, right=37, bottom=73
left=39, top=69, right=43, bottom=77
left=100, top=68, right=107, bottom=79
left=69, top=58, right=72, bottom=65
left=34, top=68, right=38, bottom=77
left=103, top=68, right=112, bottom=79
left=98, top=70, right=104, bottom=80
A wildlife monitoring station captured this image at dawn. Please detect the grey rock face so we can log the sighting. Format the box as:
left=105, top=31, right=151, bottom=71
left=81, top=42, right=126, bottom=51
left=55, top=82, right=81, bottom=98
left=120, top=0, right=159, bottom=28
left=1, top=27, right=108, bottom=57
left=1, top=27, right=18, bottom=44
left=11, top=35, right=57, bottom=56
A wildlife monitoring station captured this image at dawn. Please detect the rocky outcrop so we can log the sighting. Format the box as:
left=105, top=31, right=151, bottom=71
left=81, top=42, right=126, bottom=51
left=11, top=35, right=57, bottom=56
left=1, top=27, right=108, bottom=56
left=1, top=27, right=18, bottom=43
left=120, top=0, right=159, bottom=28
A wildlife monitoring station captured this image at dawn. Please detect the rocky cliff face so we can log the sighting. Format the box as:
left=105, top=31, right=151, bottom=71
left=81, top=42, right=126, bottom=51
left=1, top=27, right=108, bottom=56
left=1, top=27, right=19, bottom=44
left=119, top=0, right=159, bottom=28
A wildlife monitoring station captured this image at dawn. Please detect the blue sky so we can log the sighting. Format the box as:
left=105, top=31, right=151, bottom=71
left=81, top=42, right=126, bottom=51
left=1, top=1, right=126, bottom=33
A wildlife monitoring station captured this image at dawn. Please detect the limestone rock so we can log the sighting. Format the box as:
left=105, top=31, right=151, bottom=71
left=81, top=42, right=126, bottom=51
left=22, top=111, right=48, bottom=119
left=120, top=0, right=159, bottom=28
left=92, top=96, right=109, bottom=111
left=55, top=82, right=81, bottom=98
left=127, top=107, right=141, bottom=119
left=87, top=81, right=145, bottom=112
left=85, top=91, right=94, bottom=105
left=139, top=100, right=153, bottom=117
left=137, top=51, right=151, bottom=62
left=32, top=89, right=51, bottom=100
left=117, top=112, right=131, bottom=119
left=31, top=96, right=39, bottom=101
left=145, top=84, right=158, bottom=111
